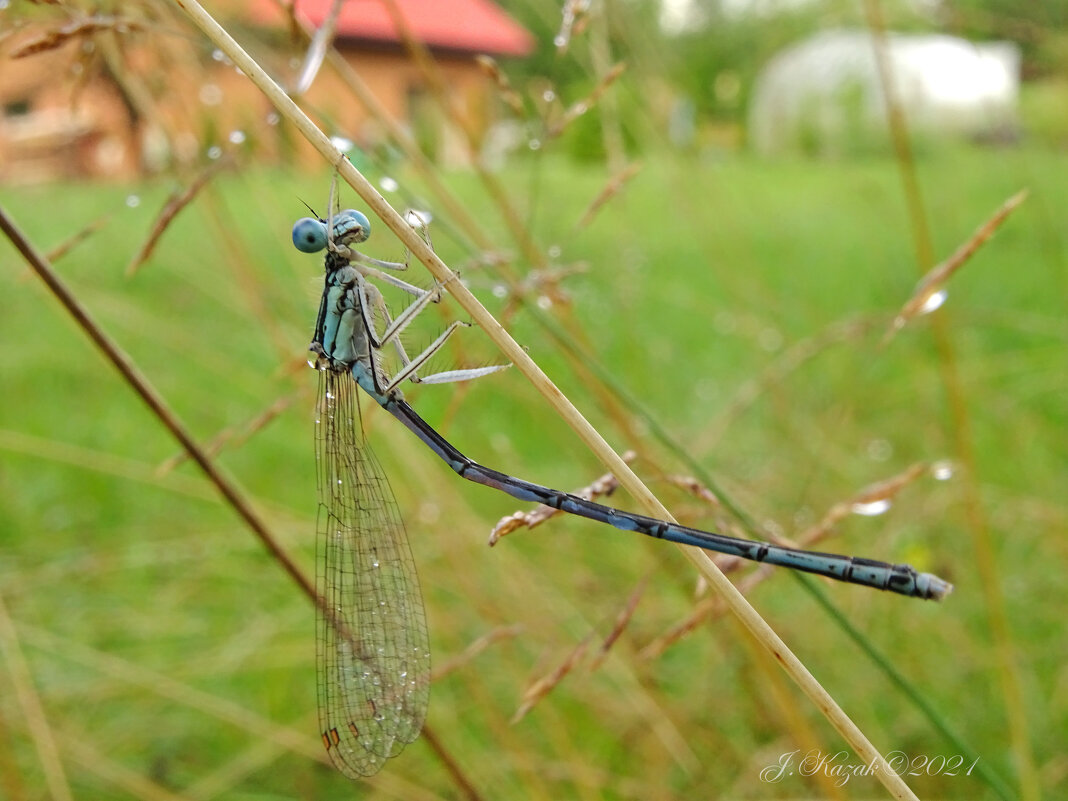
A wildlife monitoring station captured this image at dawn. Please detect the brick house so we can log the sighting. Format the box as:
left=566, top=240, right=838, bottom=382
left=0, top=0, right=533, bottom=182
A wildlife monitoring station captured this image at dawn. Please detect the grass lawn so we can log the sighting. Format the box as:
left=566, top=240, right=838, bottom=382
left=1, top=144, right=1065, bottom=799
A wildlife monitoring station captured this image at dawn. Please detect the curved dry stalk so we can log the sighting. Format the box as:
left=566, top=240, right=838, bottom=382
left=173, top=3, right=926, bottom=798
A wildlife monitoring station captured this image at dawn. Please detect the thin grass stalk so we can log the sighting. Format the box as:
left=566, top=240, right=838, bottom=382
left=585, top=6, right=626, bottom=173
left=0, top=594, right=73, bottom=801
left=20, top=625, right=323, bottom=763
left=863, top=3, right=1039, bottom=800
left=59, top=731, right=192, bottom=801
left=173, top=3, right=926, bottom=798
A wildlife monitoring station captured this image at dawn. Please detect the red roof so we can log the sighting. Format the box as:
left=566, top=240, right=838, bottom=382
left=250, top=0, right=534, bottom=57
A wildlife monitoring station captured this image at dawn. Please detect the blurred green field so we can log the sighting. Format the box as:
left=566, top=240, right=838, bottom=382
left=1, top=145, right=1066, bottom=800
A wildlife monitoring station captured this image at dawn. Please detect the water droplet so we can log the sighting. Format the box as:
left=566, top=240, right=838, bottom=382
left=931, top=460, right=954, bottom=481
left=492, top=284, right=507, bottom=298
left=228, top=130, right=246, bottom=145
left=542, top=89, right=556, bottom=102
left=330, top=135, right=354, bottom=153
left=536, top=295, right=552, bottom=310
left=553, top=35, right=567, bottom=48
left=207, top=146, right=222, bottom=160
left=211, top=48, right=226, bottom=62
left=198, top=83, right=223, bottom=106
left=762, top=519, right=784, bottom=539
left=693, top=378, right=718, bottom=402
left=125, top=194, right=141, bottom=208
left=852, top=499, right=892, bottom=517
left=573, top=101, right=589, bottom=115
left=866, top=438, right=892, bottom=461
left=266, top=111, right=280, bottom=126
left=528, top=138, right=542, bottom=151
left=547, top=245, right=561, bottom=259
left=380, top=176, right=399, bottom=192
left=758, top=328, right=782, bottom=352
left=920, top=288, right=947, bottom=315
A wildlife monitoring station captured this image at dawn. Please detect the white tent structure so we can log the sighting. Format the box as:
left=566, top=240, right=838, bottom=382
left=748, top=30, right=1020, bottom=156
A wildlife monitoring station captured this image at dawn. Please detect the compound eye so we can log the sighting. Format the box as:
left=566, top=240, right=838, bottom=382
left=291, top=217, right=328, bottom=253
left=336, top=209, right=371, bottom=244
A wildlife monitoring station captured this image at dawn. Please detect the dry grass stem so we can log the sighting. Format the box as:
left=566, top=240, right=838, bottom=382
left=8, top=14, right=146, bottom=58
left=44, top=212, right=112, bottom=264
left=704, top=317, right=873, bottom=446
left=292, top=0, right=345, bottom=94
left=60, top=730, right=191, bottom=801
left=886, top=188, right=1030, bottom=341
left=664, top=473, right=723, bottom=509
left=430, top=625, right=525, bottom=682
left=511, top=636, right=592, bottom=723
left=547, top=62, right=627, bottom=138
left=496, top=262, right=586, bottom=325
left=554, top=0, right=591, bottom=53
left=489, top=450, right=633, bottom=544
left=474, top=55, right=525, bottom=116
left=126, top=156, right=234, bottom=276
left=157, top=389, right=301, bottom=475
left=576, top=161, right=642, bottom=230
left=590, top=577, right=648, bottom=670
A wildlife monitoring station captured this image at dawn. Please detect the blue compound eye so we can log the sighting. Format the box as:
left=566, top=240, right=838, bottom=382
left=292, top=217, right=328, bottom=253
left=335, top=209, right=371, bottom=244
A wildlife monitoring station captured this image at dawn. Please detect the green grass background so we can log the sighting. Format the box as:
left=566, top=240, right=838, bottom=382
left=1, top=144, right=1066, bottom=799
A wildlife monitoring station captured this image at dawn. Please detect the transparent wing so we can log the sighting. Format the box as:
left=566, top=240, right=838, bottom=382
left=315, top=369, right=430, bottom=778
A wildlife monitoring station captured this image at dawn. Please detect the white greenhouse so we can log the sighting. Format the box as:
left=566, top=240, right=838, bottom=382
left=748, top=30, right=1020, bottom=156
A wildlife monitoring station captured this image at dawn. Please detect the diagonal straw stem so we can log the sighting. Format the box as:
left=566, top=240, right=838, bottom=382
left=172, top=3, right=923, bottom=797
left=0, top=205, right=476, bottom=797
